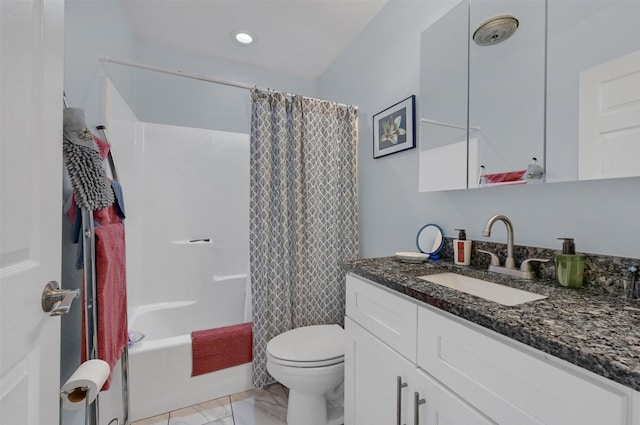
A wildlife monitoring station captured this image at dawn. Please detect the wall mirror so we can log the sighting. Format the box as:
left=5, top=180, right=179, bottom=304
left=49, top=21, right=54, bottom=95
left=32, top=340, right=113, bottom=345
left=418, top=0, right=640, bottom=192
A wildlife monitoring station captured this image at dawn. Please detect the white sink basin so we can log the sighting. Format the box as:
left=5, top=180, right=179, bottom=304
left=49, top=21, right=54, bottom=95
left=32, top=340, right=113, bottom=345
left=418, top=272, right=547, bottom=306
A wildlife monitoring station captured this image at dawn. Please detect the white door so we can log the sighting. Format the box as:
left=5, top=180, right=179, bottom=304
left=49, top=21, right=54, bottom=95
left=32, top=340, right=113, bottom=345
left=579, top=49, right=640, bottom=180
left=0, top=1, right=64, bottom=424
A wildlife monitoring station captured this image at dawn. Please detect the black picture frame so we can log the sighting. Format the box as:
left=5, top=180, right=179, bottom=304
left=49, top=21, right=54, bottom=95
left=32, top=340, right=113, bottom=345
left=372, top=95, right=416, bottom=158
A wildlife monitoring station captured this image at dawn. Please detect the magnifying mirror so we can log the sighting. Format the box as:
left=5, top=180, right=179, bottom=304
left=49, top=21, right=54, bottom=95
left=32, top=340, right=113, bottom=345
left=416, top=224, right=445, bottom=260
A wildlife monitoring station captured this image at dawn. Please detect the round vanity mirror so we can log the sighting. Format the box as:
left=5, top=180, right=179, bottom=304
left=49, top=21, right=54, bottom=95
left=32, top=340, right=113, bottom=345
left=416, top=224, right=445, bottom=259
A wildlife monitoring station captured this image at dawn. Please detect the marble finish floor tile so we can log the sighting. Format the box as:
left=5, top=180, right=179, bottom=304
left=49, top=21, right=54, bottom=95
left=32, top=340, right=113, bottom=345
left=230, top=384, right=288, bottom=425
left=133, top=383, right=290, bottom=425
left=168, top=396, right=233, bottom=425
left=131, top=413, right=169, bottom=425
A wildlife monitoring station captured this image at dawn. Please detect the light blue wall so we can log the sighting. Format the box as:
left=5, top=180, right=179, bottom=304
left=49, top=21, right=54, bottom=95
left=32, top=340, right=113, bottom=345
left=318, top=0, right=640, bottom=259
left=64, top=0, right=137, bottom=127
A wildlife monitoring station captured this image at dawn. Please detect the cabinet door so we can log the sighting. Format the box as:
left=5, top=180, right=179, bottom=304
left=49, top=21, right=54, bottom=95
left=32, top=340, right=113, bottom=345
left=412, top=368, right=496, bottom=425
left=345, top=317, right=415, bottom=425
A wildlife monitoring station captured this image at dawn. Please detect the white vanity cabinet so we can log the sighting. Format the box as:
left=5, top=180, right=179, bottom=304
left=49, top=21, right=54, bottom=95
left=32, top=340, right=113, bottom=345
left=346, top=317, right=496, bottom=425
left=345, top=273, right=640, bottom=425
left=345, top=274, right=494, bottom=425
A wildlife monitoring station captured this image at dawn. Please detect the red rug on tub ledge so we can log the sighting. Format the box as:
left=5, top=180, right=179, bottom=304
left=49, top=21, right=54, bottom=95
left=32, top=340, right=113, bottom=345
left=191, top=322, right=253, bottom=377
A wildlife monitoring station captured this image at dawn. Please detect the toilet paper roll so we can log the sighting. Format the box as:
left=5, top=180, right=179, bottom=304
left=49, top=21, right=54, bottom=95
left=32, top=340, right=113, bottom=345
left=60, top=359, right=110, bottom=410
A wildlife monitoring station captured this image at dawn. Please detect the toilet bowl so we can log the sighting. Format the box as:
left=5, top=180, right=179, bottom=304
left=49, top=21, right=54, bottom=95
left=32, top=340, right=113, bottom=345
left=266, top=324, right=345, bottom=425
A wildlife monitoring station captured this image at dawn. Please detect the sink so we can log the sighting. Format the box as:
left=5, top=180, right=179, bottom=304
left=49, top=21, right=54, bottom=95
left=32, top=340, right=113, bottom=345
left=418, top=272, right=547, bottom=306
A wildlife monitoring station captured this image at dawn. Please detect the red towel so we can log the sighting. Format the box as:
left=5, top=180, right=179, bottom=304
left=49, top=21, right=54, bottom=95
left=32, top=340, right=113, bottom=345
left=483, top=169, right=526, bottom=183
left=191, top=322, right=253, bottom=377
left=81, top=221, right=128, bottom=390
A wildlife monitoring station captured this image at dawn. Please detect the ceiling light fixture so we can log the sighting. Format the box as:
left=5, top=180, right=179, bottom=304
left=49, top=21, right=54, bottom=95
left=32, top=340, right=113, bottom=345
left=233, top=31, right=255, bottom=45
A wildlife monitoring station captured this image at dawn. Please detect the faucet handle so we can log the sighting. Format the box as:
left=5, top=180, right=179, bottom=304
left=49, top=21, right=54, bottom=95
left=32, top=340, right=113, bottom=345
left=520, top=258, right=551, bottom=272
left=478, top=249, right=500, bottom=266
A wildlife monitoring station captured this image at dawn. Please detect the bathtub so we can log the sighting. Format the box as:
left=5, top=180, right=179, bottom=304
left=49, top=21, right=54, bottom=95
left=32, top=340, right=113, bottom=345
left=127, top=274, right=254, bottom=422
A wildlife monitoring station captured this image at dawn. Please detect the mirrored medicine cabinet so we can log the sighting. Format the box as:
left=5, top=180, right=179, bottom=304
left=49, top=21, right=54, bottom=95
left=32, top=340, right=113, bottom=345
left=418, top=0, right=640, bottom=192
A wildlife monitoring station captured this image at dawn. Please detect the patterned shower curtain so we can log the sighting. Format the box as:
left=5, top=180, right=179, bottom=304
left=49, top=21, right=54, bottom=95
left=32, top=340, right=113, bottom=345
left=249, top=88, right=359, bottom=388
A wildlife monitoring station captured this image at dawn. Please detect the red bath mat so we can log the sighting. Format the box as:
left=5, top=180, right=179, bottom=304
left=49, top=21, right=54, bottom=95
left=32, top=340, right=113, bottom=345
left=191, top=322, right=253, bottom=377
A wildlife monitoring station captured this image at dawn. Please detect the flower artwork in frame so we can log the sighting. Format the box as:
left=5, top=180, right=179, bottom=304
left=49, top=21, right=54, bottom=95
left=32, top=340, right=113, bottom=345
left=373, top=95, right=416, bottom=158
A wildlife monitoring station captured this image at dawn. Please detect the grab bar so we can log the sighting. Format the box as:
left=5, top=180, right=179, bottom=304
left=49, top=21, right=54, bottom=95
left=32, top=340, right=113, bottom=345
left=171, top=239, right=214, bottom=245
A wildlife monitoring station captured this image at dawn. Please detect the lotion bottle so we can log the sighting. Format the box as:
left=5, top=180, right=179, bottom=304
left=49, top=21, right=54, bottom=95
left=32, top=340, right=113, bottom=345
left=555, top=238, right=585, bottom=289
left=453, top=229, right=472, bottom=266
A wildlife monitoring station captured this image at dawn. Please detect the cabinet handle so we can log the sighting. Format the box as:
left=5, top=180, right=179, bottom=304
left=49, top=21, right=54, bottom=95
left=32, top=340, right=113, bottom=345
left=413, top=392, right=426, bottom=425
left=397, top=376, right=408, bottom=425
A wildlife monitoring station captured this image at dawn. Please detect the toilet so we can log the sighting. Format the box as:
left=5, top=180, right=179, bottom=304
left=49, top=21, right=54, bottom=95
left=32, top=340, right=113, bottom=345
left=266, top=324, right=345, bottom=425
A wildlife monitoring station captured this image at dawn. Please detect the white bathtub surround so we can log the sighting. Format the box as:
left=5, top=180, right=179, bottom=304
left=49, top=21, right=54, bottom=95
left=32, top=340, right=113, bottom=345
left=249, top=88, right=359, bottom=389
left=131, top=384, right=288, bottom=425
left=103, top=79, right=253, bottom=422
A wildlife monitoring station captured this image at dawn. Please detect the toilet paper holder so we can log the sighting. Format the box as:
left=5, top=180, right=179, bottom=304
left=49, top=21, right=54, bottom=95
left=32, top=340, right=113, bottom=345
left=59, top=386, right=91, bottom=419
left=60, top=386, right=89, bottom=404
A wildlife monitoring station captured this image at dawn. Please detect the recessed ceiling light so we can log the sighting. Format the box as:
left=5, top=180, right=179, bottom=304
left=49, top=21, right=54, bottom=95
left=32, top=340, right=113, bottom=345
left=233, top=31, right=255, bottom=45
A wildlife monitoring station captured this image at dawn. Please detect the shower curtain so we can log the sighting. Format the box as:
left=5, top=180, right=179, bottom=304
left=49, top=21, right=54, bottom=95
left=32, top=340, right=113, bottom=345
left=249, top=88, right=358, bottom=388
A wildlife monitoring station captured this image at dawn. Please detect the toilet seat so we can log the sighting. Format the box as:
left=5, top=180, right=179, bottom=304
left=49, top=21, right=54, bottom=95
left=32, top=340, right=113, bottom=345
left=266, top=324, right=344, bottom=368
left=268, top=352, right=344, bottom=368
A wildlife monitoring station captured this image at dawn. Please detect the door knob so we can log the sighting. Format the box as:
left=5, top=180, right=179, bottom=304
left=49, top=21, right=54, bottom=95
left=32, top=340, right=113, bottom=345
left=41, top=281, right=79, bottom=316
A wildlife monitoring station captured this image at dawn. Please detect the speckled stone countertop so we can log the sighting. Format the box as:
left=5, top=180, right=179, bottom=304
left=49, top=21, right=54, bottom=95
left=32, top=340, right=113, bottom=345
left=343, top=256, right=640, bottom=392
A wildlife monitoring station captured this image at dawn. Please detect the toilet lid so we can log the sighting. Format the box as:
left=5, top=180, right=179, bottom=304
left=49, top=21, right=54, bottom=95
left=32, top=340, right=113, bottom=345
left=267, top=324, right=344, bottom=365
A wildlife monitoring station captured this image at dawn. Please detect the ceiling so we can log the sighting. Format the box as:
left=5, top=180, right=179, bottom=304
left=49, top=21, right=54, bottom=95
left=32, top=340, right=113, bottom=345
left=122, top=0, right=389, bottom=79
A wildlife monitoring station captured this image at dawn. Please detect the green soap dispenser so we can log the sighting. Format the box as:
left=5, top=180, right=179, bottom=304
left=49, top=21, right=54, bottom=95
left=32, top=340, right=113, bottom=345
left=555, top=238, right=585, bottom=289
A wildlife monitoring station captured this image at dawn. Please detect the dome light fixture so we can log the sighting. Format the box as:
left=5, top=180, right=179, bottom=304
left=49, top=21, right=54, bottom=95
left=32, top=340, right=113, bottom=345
left=233, top=31, right=255, bottom=45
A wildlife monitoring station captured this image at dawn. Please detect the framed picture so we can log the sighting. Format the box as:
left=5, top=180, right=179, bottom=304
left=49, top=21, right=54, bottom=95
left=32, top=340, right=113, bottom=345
left=373, top=95, right=416, bottom=158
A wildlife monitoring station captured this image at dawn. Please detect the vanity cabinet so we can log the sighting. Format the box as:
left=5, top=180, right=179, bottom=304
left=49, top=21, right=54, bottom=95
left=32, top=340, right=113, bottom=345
left=346, top=317, right=495, bottom=425
left=345, top=273, right=639, bottom=425
left=345, top=274, right=494, bottom=425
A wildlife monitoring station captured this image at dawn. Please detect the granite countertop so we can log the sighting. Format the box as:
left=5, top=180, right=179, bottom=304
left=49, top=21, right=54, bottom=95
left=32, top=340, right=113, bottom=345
left=343, top=256, right=640, bottom=392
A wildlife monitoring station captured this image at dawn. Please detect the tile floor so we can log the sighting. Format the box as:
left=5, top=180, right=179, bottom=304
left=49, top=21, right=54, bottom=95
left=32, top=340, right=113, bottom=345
left=131, top=384, right=288, bottom=425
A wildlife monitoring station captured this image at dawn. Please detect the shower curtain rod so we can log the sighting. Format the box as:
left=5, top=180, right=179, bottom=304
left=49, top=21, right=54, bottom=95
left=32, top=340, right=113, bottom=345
left=99, top=55, right=356, bottom=109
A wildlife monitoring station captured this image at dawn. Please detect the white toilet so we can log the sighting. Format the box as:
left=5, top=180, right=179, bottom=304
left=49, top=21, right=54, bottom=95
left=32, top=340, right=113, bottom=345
left=266, top=324, right=345, bottom=425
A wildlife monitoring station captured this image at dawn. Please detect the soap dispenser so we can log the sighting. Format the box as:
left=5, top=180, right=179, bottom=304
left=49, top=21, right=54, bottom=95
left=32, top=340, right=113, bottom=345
left=453, top=229, right=472, bottom=266
left=555, top=238, right=585, bottom=288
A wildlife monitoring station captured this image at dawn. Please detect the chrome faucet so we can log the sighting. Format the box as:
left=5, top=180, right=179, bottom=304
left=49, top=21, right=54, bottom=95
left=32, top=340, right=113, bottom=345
left=480, top=214, right=549, bottom=279
left=482, top=214, right=515, bottom=269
